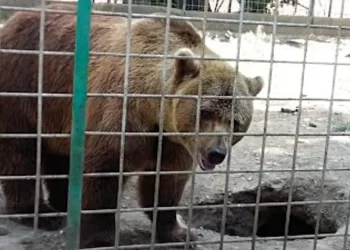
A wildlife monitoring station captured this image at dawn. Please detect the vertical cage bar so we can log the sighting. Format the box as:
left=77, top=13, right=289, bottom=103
left=33, top=0, right=46, bottom=248
left=308, top=0, right=315, bottom=23
left=218, top=0, right=245, bottom=248
left=251, top=1, right=278, bottom=249
left=114, top=0, right=132, bottom=247
left=312, top=0, right=345, bottom=248
left=65, top=1, right=92, bottom=249
left=328, top=0, right=333, bottom=17
left=184, top=1, right=208, bottom=249
left=282, top=4, right=313, bottom=249
left=149, top=1, right=172, bottom=249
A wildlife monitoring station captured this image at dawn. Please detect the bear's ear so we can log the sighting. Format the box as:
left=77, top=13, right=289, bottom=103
left=246, top=76, right=264, bottom=96
left=173, top=48, right=200, bottom=84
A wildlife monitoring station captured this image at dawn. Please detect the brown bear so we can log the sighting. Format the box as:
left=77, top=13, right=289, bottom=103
left=0, top=4, right=263, bottom=248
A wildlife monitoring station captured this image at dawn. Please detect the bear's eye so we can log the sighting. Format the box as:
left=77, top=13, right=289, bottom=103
left=200, top=110, right=214, bottom=120
left=225, top=118, right=240, bottom=129
left=233, top=120, right=240, bottom=131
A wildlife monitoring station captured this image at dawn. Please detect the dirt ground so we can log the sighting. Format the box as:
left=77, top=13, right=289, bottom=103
left=0, top=30, right=350, bottom=250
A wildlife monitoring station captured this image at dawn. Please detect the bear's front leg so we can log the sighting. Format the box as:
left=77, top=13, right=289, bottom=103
left=77, top=143, right=123, bottom=248
left=138, top=173, right=198, bottom=246
left=138, top=138, right=198, bottom=248
left=139, top=171, right=197, bottom=243
left=78, top=176, right=119, bottom=248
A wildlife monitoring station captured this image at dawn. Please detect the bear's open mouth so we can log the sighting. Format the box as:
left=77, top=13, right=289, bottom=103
left=197, top=154, right=216, bottom=171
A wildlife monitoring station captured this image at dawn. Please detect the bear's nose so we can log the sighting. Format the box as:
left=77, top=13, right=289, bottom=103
left=207, top=147, right=227, bottom=165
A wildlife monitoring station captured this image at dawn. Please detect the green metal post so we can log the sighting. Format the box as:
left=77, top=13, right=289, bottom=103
left=65, top=1, right=92, bottom=249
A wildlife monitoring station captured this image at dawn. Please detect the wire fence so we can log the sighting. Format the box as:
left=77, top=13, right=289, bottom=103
left=1, top=0, right=350, bottom=17
left=88, top=0, right=349, bottom=17
left=0, top=0, right=350, bottom=250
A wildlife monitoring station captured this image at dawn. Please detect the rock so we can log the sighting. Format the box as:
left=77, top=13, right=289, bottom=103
left=219, top=36, right=230, bottom=43
left=0, top=225, right=10, bottom=236
left=285, top=40, right=304, bottom=48
left=281, top=107, right=299, bottom=114
left=309, top=122, right=317, bottom=128
left=20, top=235, right=33, bottom=245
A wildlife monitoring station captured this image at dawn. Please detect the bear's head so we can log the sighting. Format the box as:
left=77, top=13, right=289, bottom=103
left=164, top=47, right=264, bottom=170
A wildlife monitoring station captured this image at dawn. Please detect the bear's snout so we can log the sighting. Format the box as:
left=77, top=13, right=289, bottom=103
left=207, top=146, right=227, bottom=165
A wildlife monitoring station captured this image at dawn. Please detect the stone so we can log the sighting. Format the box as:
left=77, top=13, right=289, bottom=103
left=0, top=225, right=10, bottom=236
left=20, top=235, right=33, bottom=245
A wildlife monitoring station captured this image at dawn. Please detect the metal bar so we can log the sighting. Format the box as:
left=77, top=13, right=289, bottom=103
left=32, top=0, right=46, bottom=248
left=4, top=47, right=350, bottom=66
left=65, top=1, right=92, bottom=249
left=282, top=1, right=313, bottom=248
left=312, top=0, right=346, bottom=248
left=149, top=0, right=173, bottom=247
left=2, top=91, right=350, bottom=101
left=2, top=131, right=350, bottom=138
left=0, top=198, right=350, bottom=218
left=251, top=1, right=278, bottom=249
left=2, top=166, right=350, bottom=180
left=185, top=0, right=209, bottom=248
left=308, top=0, right=316, bottom=24
left=113, top=0, right=132, bottom=246
left=219, top=0, right=245, bottom=247
left=328, top=0, right=333, bottom=17
left=3, top=5, right=350, bottom=31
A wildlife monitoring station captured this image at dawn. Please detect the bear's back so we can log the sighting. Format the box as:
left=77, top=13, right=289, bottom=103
left=0, top=5, right=205, bottom=95
left=0, top=5, right=209, bottom=137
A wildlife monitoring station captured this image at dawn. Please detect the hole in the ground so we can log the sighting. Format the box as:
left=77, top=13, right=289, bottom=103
left=256, top=207, right=317, bottom=238
left=182, top=179, right=345, bottom=240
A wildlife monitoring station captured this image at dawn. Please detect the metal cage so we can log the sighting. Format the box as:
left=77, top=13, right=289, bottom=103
left=0, top=0, right=349, bottom=250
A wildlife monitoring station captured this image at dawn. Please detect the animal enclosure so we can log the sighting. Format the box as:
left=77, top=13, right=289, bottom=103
left=0, top=1, right=350, bottom=250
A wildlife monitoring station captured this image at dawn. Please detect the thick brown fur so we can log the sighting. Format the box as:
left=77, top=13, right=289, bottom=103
left=0, top=4, right=264, bottom=248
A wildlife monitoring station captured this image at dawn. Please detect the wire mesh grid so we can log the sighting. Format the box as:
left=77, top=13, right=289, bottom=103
left=2, top=0, right=350, bottom=18
left=98, top=0, right=210, bottom=12
left=0, top=0, right=349, bottom=250
left=85, top=0, right=349, bottom=17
